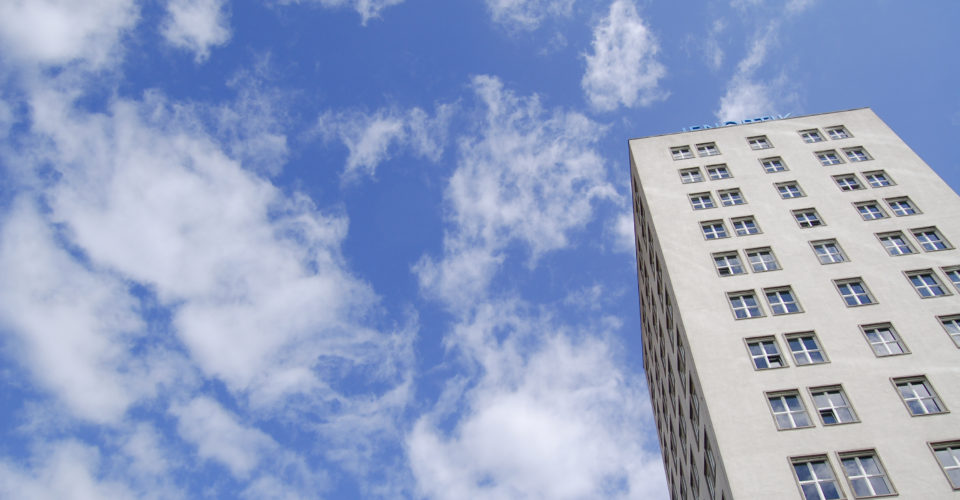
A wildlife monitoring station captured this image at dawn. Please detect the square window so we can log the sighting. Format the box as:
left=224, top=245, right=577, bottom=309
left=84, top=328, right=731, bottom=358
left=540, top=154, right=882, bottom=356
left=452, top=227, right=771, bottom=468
left=748, top=135, right=773, bottom=150
left=800, top=129, right=825, bottom=143
left=713, top=252, right=745, bottom=276
left=746, top=337, right=785, bottom=369
left=767, top=391, right=812, bottom=429
left=793, top=209, right=824, bottom=228
left=835, top=279, right=875, bottom=306
left=777, top=181, right=805, bottom=199
left=878, top=232, right=915, bottom=256
left=747, top=247, right=779, bottom=272
left=939, top=315, right=960, bottom=348
left=765, top=287, right=801, bottom=314
left=861, top=323, right=908, bottom=356
left=679, top=167, right=704, bottom=184
left=906, top=270, right=950, bottom=298
left=839, top=451, right=895, bottom=498
left=792, top=456, right=844, bottom=500
left=833, top=174, right=864, bottom=191
left=718, top=189, right=746, bottom=206
left=701, top=220, right=728, bottom=240
left=931, top=442, right=960, bottom=489
left=894, top=377, right=946, bottom=415
left=855, top=201, right=887, bottom=220
left=728, top=291, right=763, bottom=319
left=863, top=170, right=893, bottom=188
left=844, top=147, right=871, bottom=162
left=689, top=192, right=715, bottom=210
left=787, top=332, right=827, bottom=365
left=913, top=227, right=951, bottom=251
left=697, top=142, right=720, bottom=157
left=706, top=164, right=731, bottom=180
left=672, top=146, right=694, bottom=160
left=732, top=216, right=761, bottom=236
left=760, top=156, right=788, bottom=173
left=826, top=126, right=851, bottom=140
left=886, top=197, right=919, bottom=216
left=816, top=150, right=844, bottom=166
left=811, top=240, right=847, bottom=264
left=811, top=386, right=858, bottom=425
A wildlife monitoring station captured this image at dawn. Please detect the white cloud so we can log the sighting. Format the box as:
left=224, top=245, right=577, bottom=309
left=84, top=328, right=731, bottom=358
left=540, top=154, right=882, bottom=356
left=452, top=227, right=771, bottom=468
left=0, top=0, right=137, bottom=69
left=172, top=397, right=277, bottom=477
left=484, top=0, right=575, bottom=30
left=703, top=19, right=727, bottom=70
left=610, top=208, right=636, bottom=254
left=408, top=302, right=666, bottom=499
left=582, top=0, right=667, bottom=112
left=161, top=0, right=232, bottom=62
left=281, top=0, right=405, bottom=25
left=416, top=75, right=616, bottom=310
left=0, top=441, right=134, bottom=500
left=315, top=104, right=453, bottom=181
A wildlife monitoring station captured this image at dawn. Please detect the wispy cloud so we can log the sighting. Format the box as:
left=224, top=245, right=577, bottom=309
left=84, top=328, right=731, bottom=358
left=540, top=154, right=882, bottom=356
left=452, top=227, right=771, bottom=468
left=484, top=0, right=575, bottom=30
left=582, top=0, right=667, bottom=112
left=280, top=0, right=406, bottom=25
left=161, top=0, right=232, bottom=62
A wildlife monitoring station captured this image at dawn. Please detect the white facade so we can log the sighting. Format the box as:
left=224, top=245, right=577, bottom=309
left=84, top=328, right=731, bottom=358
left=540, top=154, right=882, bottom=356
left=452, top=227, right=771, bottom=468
left=629, top=108, right=960, bottom=499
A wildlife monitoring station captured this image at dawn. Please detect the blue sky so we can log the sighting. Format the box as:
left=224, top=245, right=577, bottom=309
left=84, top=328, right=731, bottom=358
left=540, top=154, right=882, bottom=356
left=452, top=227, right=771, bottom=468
left=0, top=0, right=957, bottom=498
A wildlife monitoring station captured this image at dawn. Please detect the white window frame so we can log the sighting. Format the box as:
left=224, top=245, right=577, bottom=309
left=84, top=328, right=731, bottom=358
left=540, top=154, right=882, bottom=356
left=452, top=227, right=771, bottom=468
left=765, top=287, right=801, bottom=315
left=886, top=197, right=918, bottom=216
left=777, top=181, right=805, bottom=199
left=838, top=451, right=895, bottom=498
left=893, top=376, right=947, bottom=416
left=767, top=390, right=813, bottom=430
left=861, top=323, right=908, bottom=357
left=810, top=386, right=858, bottom=425
left=800, top=129, right=825, bottom=143
left=844, top=147, right=871, bottom=162
left=939, top=315, right=960, bottom=348
left=672, top=146, right=694, bottom=160
left=713, top=251, right=745, bottom=277
left=930, top=441, right=960, bottom=489
left=826, top=126, right=851, bottom=140
left=701, top=220, right=728, bottom=240
left=728, top=291, right=763, bottom=319
left=878, top=231, right=915, bottom=256
left=748, top=135, right=773, bottom=150
left=835, top=279, right=875, bottom=306
left=746, top=247, right=779, bottom=272
left=761, top=156, right=788, bottom=173
left=855, top=201, right=886, bottom=220
left=679, top=167, right=704, bottom=184
left=913, top=227, right=951, bottom=251
left=833, top=174, right=864, bottom=191
left=746, top=337, right=786, bottom=370
left=811, top=239, right=847, bottom=264
left=706, top=164, right=731, bottom=180
left=794, top=209, right=824, bottom=228
left=718, top=189, right=745, bottom=207
left=697, top=142, right=720, bottom=157
left=906, top=270, right=950, bottom=298
left=689, top=192, right=715, bottom=210
left=816, top=150, right=844, bottom=166
left=786, top=332, right=828, bottom=365
left=732, top=216, right=761, bottom=236
left=791, top=456, right=845, bottom=500
left=863, top=170, right=893, bottom=188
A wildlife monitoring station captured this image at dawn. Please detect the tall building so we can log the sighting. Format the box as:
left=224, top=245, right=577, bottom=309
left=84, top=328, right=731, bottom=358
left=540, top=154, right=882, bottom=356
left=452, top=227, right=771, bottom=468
left=629, top=108, right=960, bottom=499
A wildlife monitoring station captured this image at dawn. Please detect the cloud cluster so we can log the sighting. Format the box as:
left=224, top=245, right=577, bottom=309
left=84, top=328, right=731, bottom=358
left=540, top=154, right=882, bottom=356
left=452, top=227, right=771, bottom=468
left=582, top=0, right=667, bottom=112
left=161, top=0, right=232, bottom=62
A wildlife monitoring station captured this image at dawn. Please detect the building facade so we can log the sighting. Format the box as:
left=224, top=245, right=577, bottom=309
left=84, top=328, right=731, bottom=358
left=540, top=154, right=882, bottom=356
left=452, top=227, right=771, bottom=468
left=629, top=108, right=960, bottom=499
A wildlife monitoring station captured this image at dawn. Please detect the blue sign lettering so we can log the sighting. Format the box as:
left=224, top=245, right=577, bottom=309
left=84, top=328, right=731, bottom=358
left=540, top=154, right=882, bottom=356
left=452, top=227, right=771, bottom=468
left=682, top=113, right=791, bottom=132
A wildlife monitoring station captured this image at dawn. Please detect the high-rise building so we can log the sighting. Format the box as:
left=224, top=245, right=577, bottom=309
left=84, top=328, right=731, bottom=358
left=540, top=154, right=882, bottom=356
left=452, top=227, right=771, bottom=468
left=629, top=108, right=960, bottom=500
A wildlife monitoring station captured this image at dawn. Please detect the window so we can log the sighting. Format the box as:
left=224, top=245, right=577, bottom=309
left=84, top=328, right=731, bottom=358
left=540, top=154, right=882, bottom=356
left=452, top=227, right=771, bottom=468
left=713, top=252, right=745, bottom=276
left=940, top=315, right=960, bottom=347
left=833, top=174, right=863, bottom=191
left=835, top=279, right=875, bottom=306
left=747, top=247, right=779, bottom=272
left=844, top=147, right=871, bottom=162
left=747, top=337, right=785, bottom=369
left=855, top=201, right=886, bottom=220
left=913, top=227, right=951, bottom=251
left=811, top=387, right=857, bottom=424
left=886, top=197, right=918, bottom=216
left=878, top=232, right=915, bottom=256
left=748, top=135, right=772, bottom=150
left=729, top=291, right=763, bottom=319
left=701, top=220, right=728, bottom=240
left=839, top=451, right=895, bottom=498
left=863, top=170, right=893, bottom=188
left=800, top=129, right=825, bottom=143
left=792, top=457, right=844, bottom=500
left=706, top=164, right=731, bottom=180
left=816, top=150, right=844, bottom=166
left=894, top=377, right=946, bottom=415
left=777, top=181, right=804, bottom=199
left=697, top=142, right=720, bottom=157
left=931, top=442, right=960, bottom=489
left=767, top=391, right=812, bottom=429
left=760, top=156, right=788, bottom=173
left=907, top=270, right=949, bottom=297
left=672, top=146, right=694, bottom=160
left=766, top=287, right=801, bottom=314
left=787, top=333, right=827, bottom=365
left=944, top=267, right=960, bottom=291
left=689, top=192, right=715, bottom=210
left=826, top=126, right=850, bottom=140
left=732, top=216, right=761, bottom=236
left=679, top=167, right=704, bottom=184
left=812, top=240, right=846, bottom=264
left=861, top=323, right=907, bottom=356
left=718, top=189, right=745, bottom=206
left=794, top=209, right=824, bottom=228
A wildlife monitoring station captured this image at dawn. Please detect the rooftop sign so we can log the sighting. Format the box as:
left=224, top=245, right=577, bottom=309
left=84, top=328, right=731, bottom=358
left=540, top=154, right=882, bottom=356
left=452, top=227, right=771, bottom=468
left=683, top=113, right=791, bottom=132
